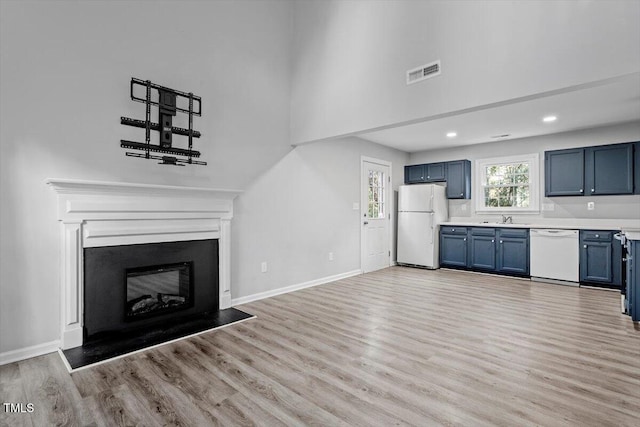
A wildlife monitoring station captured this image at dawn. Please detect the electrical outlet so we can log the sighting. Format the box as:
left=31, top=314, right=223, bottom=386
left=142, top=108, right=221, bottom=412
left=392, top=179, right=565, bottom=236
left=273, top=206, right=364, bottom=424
left=329, top=252, right=334, bottom=261
left=587, top=202, right=595, bottom=211
left=261, top=262, right=268, bottom=273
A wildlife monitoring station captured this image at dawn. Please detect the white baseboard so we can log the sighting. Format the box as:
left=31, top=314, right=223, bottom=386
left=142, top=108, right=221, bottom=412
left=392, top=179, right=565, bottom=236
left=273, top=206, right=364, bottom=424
left=232, top=269, right=362, bottom=306
left=0, top=340, right=61, bottom=366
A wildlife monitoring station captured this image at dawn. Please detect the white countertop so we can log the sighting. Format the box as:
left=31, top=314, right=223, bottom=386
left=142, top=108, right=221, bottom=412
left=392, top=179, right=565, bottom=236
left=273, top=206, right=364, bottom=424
left=442, top=218, right=640, bottom=232
left=622, top=229, right=640, bottom=240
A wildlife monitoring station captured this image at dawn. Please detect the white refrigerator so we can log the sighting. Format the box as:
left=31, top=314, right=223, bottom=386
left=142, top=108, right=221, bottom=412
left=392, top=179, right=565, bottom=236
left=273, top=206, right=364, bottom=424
left=397, top=184, right=448, bottom=268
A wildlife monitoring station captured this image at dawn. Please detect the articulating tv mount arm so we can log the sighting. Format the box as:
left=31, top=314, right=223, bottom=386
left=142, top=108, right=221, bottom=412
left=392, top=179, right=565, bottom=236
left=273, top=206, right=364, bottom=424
left=120, top=78, right=206, bottom=166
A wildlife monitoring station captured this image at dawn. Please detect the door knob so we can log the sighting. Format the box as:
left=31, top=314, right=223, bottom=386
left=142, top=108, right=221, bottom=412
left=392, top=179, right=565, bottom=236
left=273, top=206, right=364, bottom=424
left=364, top=221, right=369, bottom=225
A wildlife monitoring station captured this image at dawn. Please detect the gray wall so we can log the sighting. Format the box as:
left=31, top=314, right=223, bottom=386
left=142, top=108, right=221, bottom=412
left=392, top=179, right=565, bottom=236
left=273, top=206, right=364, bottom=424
left=0, top=0, right=410, bottom=357
left=0, top=0, right=294, bottom=354
left=232, top=136, right=408, bottom=301
left=410, top=122, right=640, bottom=222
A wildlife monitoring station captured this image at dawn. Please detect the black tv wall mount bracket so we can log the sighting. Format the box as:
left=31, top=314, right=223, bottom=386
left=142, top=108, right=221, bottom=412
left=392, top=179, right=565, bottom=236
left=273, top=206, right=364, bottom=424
left=120, top=78, right=206, bottom=166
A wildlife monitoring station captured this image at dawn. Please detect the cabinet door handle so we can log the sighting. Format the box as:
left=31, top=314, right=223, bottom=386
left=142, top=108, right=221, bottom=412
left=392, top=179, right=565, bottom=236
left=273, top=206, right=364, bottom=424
left=427, top=175, right=430, bottom=179
left=591, top=188, right=595, bottom=192
left=583, top=244, right=587, bottom=248
left=460, top=193, right=463, bottom=196
left=452, top=228, right=455, bottom=232
left=463, top=238, right=466, bottom=241
left=595, top=234, right=599, bottom=238
left=580, top=189, right=583, bottom=193
left=500, top=240, right=503, bottom=244
left=491, top=239, right=495, bottom=243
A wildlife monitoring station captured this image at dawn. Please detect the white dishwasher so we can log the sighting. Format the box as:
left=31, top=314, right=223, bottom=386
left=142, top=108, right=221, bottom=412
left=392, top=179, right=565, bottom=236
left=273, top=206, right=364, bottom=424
left=530, top=229, right=579, bottom=284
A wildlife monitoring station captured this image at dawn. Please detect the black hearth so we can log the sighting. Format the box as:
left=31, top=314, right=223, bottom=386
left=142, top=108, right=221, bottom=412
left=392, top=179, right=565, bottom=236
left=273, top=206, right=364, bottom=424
left=83, top=239, right=219, bottom=341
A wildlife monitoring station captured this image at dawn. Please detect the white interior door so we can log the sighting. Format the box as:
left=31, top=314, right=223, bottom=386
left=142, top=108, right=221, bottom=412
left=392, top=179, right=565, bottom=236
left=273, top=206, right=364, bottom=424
left=361, top=159, right=391, bottom=273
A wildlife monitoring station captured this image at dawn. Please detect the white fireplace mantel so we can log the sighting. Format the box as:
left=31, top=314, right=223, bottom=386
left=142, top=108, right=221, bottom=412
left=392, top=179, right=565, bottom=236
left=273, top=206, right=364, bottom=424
left=46, top=178, right=242, bottom=349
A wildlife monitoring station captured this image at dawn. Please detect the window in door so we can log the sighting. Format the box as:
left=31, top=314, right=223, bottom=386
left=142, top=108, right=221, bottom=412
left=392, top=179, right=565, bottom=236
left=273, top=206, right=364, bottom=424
left=368, top=170, right=386, bottom=219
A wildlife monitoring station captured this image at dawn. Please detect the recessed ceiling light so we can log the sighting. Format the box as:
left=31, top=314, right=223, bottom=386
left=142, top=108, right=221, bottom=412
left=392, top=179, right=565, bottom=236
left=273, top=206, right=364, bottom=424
left=446, top=132, right=457, bottom=138
left=543, top=115, right=557, bottom=123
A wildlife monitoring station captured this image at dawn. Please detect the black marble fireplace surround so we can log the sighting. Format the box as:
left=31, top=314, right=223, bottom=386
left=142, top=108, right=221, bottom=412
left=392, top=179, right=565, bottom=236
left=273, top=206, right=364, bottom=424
left=84, top=239, right=219, bottom=340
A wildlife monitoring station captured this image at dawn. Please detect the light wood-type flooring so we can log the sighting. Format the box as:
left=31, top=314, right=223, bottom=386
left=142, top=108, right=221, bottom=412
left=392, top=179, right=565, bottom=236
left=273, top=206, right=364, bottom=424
left=1, top=266, right=639, bottom=426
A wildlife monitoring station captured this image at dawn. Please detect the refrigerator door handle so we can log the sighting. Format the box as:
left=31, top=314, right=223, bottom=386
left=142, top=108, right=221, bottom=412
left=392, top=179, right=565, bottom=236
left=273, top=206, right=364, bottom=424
left=430, top=212, right=435, bottom=244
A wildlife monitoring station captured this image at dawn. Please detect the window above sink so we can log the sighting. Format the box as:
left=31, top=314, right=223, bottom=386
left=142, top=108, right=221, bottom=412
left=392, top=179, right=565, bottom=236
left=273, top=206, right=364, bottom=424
left=475, top=153, right=540, bottom=214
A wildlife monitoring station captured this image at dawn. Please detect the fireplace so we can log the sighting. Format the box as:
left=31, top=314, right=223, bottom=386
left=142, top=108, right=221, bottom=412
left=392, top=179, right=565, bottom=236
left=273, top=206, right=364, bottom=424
left=126, top=262, right=193, bottom=320
left=83, top=239, right=219, bottom=341
left=46, top=179, right=241, bottom=350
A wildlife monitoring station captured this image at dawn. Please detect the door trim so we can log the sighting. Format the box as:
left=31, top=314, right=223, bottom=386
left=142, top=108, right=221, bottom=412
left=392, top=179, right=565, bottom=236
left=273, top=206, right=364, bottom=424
left=360, top=156, right=393, bottom=273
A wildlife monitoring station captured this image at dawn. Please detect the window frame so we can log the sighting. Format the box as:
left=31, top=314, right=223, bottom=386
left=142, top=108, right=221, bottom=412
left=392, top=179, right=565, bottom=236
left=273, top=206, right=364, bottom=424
left=474, top=153, right=540, bottom=213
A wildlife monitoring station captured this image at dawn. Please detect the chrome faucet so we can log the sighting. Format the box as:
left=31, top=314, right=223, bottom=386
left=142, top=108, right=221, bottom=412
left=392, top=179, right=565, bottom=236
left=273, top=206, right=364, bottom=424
left=501, top=215, right=513, bottom=224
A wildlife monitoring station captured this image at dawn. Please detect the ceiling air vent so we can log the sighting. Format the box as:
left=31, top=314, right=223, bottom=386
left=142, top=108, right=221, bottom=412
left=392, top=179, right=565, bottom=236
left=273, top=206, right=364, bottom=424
left=406, top=60, right=441, bottom=85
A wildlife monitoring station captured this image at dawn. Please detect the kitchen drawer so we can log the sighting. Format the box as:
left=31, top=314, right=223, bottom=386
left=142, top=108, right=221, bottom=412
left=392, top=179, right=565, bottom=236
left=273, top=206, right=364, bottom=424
left=581, top=230, right=614, bottom=242
left=441, top=226, right=467, bottom=235
left=498, top=228, right=529, bottom=238
left=470, top=227, right=496, bottom=237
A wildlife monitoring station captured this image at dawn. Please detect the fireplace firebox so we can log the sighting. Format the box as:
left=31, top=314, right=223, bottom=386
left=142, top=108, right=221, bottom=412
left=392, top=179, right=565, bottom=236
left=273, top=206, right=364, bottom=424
left=84, top=239, right=218, bottom=341
left=125, top=262, right=194, bottom=320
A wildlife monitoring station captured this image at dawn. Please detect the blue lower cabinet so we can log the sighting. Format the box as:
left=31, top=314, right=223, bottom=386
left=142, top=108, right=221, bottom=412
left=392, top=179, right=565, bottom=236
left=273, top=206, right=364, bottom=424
left=497, top=238, right=529, bottom=275
left=628, top=240, right=639, bottom=322
left=579, top=230, right=622, bottom=287
left=469, top=231, right=496, bottom=271
left=580, top=243, right=613, bottom=282
left=440, top=227, right=468, bottom=268
left=440, top=226, right=530, bottom=277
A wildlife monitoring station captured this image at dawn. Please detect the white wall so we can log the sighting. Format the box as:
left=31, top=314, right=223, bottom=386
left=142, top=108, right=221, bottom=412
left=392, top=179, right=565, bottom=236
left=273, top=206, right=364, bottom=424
left=410, top=122, right=640, bottom=222
left=291, top=0, right=640, bottom=144
left=231, top=136, right=408, bottom=301
left=0, top=0, right=293, bottom=354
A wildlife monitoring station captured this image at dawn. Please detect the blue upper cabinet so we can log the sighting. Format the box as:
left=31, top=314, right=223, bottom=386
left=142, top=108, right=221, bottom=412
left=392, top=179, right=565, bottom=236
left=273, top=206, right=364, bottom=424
left=545, top=148, right=585, bottom=196
left=545, top=142, right=638, bottom=197
left=634, top=142, right=640, bottom=194
left=445, top=160, right=471, bottom=199
left=425, top=163, right=446, bottom=182
left=585, top=143, right=633, bottom=195
left=405, top=164, right=426, bottom=184
left=405, top=160, right=470, bottom=199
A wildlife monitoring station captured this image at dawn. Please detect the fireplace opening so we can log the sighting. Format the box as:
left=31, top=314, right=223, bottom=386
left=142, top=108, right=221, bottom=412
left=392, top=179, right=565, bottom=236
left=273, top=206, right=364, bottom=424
left=125, top=262, right=194, bottom=321
left=84, top=239, right=218, bottom=342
